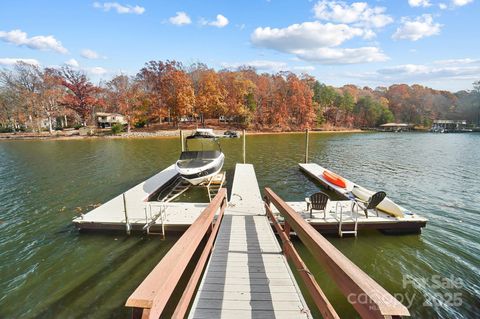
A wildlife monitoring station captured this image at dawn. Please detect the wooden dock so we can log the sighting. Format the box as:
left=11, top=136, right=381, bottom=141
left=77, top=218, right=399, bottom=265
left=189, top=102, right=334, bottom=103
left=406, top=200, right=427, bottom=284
left=188, top=164, right=310, bottom=318
left=125, top=164, right=410, bottom=319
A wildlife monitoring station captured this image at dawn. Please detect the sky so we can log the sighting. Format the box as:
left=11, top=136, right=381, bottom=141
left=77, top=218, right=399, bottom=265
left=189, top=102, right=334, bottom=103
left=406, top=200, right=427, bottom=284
left=1, top=0, right=479, bottom=92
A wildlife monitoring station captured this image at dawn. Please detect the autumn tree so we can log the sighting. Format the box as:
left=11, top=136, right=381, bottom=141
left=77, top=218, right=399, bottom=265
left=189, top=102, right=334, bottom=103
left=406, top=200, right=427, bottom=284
left=106, top=75, right=145, bottom=132
left=137, top=60, right=194, bottom=125
left=219, top=71, right=255, bottom=124
left=38, top=68, right=65, bottom=133
left=58, top=66, right=103, bottom=126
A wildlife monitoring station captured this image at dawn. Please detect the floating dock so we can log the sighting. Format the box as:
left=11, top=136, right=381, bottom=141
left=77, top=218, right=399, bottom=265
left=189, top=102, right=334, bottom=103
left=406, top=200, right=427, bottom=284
left=72, top=165, right=209, bottom=233
left=73, top=162, right=427, bottom=236
left=298, top=162, right=427, bottom=234
left=188, top=164, right=310, bottom=318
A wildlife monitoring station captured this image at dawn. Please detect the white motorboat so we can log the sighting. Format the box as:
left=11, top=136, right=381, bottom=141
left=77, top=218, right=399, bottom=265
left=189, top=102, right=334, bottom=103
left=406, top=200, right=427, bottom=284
left=175, top=129, right=225, bottom=185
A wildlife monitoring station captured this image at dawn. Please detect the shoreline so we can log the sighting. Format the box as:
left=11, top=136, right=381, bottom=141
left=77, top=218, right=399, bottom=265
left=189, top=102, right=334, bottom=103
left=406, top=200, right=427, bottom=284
left=0, top=128, right=366, bottom=141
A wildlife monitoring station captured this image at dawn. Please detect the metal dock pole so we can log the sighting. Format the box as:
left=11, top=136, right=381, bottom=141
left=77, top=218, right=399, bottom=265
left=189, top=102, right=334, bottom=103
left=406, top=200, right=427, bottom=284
left=243, top=129, right=246, bottom=164
left=123, top=193, right=131, bottom=235
left=305, top=128, right=309, bottom=163
left=180, top=130, right=185, bottom=152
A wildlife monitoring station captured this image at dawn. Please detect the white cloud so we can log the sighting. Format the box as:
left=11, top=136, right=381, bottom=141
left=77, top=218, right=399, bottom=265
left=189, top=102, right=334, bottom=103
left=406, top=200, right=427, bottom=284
left=221, top=60, right=316, bottom=74
left=433, top=58, right=478, bottom=65
left=169, top=12, right=192, bottom=26
left=408, top=0, right=431, bottom=7
left=252, top=21, right=365, bottom=51
left=351, top=59, right=480, bottom=85
left=392, top=14, right=442, bottom=41
left=295, top=47, right=388, bottom=64
left=251, top=21, right=386, bottom=64
left=93, top=2, right=145, bottom=14
left=0, top=58, right=40, bottom=66
left=89, top=66, right=108, bottom=75
left=0, top=29, right=68, bottom=54
left=313, top=1, right=393, bottom=28
left=81, top=49, right=103, bottom=59
left=222, top=60, right=288, bottom=72
left=208, top=14, right=229, bottom=28
left=292, top=65, right=316, bottom=73
left=65, top=58, right=79, bottom=67
left=439, top=3, right=448, bottom=9
left=452, top=0, right=473, bottom=6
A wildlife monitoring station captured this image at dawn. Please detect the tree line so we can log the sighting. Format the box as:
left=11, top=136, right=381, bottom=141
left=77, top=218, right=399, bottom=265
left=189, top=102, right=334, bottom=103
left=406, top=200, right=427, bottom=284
left=1, top=60, right=479, bottom=133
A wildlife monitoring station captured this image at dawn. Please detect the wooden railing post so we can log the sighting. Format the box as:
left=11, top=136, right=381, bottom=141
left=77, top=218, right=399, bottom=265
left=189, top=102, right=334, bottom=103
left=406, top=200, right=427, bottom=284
left=264, top=202, right=339, bottom=319
left=264, top=187, right=410, bottom=319
left=125, top=189, right=227, bottom=319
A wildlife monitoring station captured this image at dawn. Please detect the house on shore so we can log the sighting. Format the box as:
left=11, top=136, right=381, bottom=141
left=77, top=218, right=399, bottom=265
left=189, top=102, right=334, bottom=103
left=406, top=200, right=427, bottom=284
left=96, top=112, right=127, bottom=128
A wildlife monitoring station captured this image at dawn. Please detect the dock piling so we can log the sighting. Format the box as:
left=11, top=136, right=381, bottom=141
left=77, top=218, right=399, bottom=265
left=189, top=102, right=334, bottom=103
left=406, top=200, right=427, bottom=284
left=122, top=193, right=131, bottom=235
left=242, top=129, right=246, bottom=164
left=305, top=129, right=309, bottom=163
left=180, top=130, right=185, bottom=152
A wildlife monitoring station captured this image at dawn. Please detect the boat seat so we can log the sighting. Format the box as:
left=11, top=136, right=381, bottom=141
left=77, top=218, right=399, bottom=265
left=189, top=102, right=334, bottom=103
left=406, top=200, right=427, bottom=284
left=306, top=191, right=330, bottom=219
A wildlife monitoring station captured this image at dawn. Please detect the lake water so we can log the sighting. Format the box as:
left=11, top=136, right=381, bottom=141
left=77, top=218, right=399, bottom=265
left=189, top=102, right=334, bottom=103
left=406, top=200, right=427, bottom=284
left=0, top=132, right=479, bottom=318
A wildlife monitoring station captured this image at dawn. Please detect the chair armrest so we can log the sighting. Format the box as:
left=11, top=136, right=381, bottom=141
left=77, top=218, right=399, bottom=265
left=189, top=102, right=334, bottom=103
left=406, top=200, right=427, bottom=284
left=354, top=198, right=368, bottom=204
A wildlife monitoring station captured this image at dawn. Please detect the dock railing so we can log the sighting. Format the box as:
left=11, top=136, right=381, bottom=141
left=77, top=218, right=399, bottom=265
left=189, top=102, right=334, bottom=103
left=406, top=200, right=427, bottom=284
left=125, top=188, right=228, bottom=319
left=264, top=187, right=410, bottom=319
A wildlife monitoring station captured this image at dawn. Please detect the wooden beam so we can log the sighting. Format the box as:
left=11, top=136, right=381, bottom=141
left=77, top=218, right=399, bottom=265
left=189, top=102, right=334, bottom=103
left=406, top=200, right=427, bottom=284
left=125, top=189, right=227, bottom=319
left=172, top=197, right=227, bottom=318
left=264, top=188, right=410, bottom=319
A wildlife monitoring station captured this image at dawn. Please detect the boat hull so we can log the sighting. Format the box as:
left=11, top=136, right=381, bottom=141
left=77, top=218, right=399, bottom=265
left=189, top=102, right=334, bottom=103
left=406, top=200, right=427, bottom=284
left=175, top=153, right=225, bottom=185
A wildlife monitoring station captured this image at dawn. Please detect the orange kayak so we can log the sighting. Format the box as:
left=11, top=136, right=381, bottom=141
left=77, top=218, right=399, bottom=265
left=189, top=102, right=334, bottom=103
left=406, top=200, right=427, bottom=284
left=322, top=170, right=347, bottom=189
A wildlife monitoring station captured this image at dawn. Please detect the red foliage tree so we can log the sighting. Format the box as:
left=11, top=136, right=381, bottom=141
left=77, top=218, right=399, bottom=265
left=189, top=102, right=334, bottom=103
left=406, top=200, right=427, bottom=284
left=58, top=67, right=103, bottom=125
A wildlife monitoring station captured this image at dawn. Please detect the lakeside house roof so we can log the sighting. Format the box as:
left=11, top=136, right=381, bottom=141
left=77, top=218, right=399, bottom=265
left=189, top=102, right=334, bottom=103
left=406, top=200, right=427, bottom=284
left=96, top=112, right=124, bottom=117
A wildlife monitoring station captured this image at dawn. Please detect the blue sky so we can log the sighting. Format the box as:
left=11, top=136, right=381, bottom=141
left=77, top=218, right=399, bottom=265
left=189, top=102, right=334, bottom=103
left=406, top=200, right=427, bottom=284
left=1, top=0, right=479, bottom=91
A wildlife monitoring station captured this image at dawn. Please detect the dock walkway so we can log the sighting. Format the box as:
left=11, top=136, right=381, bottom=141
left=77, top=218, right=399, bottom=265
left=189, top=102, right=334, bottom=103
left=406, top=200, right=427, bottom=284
left=188, top=164, right=310, bottom=318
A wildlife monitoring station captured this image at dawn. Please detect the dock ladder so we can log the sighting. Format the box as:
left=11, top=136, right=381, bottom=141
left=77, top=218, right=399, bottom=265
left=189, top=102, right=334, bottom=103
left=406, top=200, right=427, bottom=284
left=143, top=203, right=167, bottom=237
left=206, top=172, right=226, bottom=202
left=335, top=201, right=359, bottom=237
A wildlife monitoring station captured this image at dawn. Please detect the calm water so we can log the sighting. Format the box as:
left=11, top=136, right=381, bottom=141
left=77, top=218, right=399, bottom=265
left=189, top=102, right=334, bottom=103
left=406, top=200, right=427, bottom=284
left=0, top=133, right=479, bottom=318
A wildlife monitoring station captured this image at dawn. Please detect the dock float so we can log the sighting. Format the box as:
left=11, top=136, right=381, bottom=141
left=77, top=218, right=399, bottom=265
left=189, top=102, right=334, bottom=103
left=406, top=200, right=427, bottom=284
left=72, top=165, right=209, bottom=233
left=299, top=162, right=427, bottom=234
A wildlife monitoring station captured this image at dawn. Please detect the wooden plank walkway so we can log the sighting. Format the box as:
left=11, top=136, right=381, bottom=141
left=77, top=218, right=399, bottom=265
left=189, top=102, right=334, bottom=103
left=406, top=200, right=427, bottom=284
left=188, top=164, right=310, bottom=319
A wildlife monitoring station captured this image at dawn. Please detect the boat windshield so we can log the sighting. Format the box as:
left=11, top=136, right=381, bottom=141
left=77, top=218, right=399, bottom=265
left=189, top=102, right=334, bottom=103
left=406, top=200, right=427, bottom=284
left=177, top=151, right=221, bottom=168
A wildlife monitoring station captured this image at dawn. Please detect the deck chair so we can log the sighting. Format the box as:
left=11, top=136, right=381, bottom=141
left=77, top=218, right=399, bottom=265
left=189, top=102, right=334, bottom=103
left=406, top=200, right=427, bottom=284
left=355, top=191, right=386, bottom=218
left=306, top=191, right=330, bottom=219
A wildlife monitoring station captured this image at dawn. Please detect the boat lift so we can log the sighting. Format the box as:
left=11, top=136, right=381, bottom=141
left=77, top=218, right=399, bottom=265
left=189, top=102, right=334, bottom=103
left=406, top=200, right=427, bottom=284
left=143, top=172, right=226, bottom=236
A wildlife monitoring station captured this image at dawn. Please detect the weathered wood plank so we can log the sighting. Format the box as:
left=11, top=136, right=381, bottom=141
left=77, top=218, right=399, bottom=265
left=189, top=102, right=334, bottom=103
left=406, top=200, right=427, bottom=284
left=190, top=309, right=309, bottom=319
left=265, top=187, right=410, bottom=318
left=198, top=283, right=298, bottom=293
left=194, top=299, right=305, bottom=311
left=197, top=291, right=301, bottom=302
